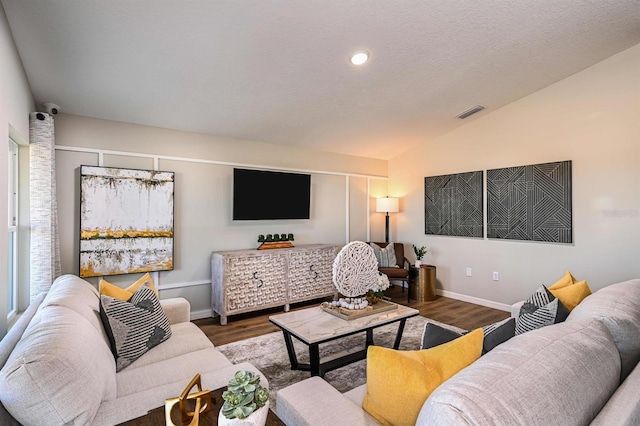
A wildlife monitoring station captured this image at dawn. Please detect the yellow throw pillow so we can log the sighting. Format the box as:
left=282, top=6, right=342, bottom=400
left=362, top=328, right=483, bottom=426
left=549, top=280, right=592, bottom=311
left=549, top=271, right=576, bottom=291
left=99, top=272, right=158, bottom=301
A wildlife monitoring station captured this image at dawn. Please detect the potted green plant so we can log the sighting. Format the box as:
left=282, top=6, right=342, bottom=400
left=413, top=245, right=427, bottom=267
left=219, top=370, right=269, bottom=426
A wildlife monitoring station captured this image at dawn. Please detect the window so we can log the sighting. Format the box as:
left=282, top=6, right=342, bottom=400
left=7, top=138, right=18, bottom=319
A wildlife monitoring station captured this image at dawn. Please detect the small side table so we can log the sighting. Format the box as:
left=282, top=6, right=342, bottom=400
left=410, top=265, right=437, bottom=301
left=117, top=386, right=284, bottom=425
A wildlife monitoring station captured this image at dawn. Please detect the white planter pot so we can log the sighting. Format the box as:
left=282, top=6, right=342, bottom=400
left=415, top=260, right=422, bottom=267
left=218, top=401, right=269, bottom=426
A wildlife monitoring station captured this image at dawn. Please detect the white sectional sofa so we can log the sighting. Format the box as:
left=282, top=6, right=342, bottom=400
left=0, top=274, right=265, bottom=425
left=276, top=279, right=640, bottom=425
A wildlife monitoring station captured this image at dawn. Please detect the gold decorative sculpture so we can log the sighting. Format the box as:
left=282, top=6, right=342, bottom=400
left=164, top=373, right=212, bottom=426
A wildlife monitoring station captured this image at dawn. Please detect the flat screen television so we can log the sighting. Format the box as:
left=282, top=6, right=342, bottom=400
left=233, top=168, right=311, bottom=220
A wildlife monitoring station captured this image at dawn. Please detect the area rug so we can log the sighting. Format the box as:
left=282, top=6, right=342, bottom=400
left=217, top=316, right=463, bottom=407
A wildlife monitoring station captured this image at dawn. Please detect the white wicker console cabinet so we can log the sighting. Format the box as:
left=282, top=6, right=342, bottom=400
left=211, top=244, right=340, bottom=324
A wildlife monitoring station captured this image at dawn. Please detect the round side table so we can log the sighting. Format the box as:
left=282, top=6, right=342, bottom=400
left=410, top=265, right=437, bottom=301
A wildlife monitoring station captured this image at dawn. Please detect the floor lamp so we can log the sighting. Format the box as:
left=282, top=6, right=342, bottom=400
left=376, top=197, right=399, bottom=243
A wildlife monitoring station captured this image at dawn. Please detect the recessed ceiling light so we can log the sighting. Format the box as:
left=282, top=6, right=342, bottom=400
left=350, top=50, right=369, bottom=65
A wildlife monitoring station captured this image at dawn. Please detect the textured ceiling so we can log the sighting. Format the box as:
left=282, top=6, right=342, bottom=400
left=3, top=1, right=640, bottom=159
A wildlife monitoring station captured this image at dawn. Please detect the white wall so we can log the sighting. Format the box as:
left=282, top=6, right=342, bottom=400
left=0, top=4, right=34, bottom=336
left=54, top=114, right=388, bottom=316
left=390, top=43, right=640, bottom=307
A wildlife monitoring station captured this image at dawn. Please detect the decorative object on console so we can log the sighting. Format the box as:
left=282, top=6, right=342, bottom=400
left=424, top=171, right=483, bottom=238
left=487, top=160, right=572, bottom=243
left=413, top=245, right=427, bottom=267
left=376, top=197, right=399, bottom=243
left=79, top=165, right=174, bottom=277
left=257, top=233, right=295, bottom=250
left=220, top=370, right=269, bottom=426
left=164, top=373, right=213, bottom=426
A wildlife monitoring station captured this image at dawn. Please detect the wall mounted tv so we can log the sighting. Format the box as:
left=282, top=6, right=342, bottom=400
left=233, top=168, right=311, bottom=220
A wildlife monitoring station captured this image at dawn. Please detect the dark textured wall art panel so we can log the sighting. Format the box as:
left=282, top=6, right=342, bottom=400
left=487, top=161, right=572, bottom=243
left=424, top=171, right=483, bottom=238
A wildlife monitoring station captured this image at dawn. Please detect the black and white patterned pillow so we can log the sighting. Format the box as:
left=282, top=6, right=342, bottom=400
left=370, top=242, right=398, bottom=268
left=516, top=285, right=569, bottom=335
left=100, top=283, right=172, bottom=371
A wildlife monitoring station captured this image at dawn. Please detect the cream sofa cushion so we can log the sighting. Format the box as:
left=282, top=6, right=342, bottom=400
left=0, top=305, right=117, bottom=425
left=124, top=321, right=214, bottom=370
left=276, top=376, right=379, bottom=426
left=93, top=362, right=264, bottom=426
left=116, top=347, right=232, bottom=397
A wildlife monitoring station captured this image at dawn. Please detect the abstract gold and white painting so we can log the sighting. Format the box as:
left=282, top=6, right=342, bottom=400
left=80, top=166, right=174, bottom=277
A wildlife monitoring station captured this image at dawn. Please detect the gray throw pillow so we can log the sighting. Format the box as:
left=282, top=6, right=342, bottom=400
left=421, top=319, right=515, bottom=354
left=100, top=283, right=172, bottom=371
left=481, top=317, right=515, bottom=353
left=370, top=242, right=398, bottom=268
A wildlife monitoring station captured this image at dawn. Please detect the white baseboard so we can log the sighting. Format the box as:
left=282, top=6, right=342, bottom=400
left=437, top=289, right=512, bottom=312
left=190, top=309, right=213, bottom=321
left=187, top=288, right=511, bottom=321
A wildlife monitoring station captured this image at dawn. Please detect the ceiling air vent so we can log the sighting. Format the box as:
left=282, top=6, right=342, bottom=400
left=455, top=105, right=486, bottom=119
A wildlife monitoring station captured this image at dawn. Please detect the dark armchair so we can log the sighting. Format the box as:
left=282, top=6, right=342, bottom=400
left=370, top=242, right=411, bottom=303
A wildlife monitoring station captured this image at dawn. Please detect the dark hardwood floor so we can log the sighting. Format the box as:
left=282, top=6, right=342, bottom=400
left=194, top=285, right=510, bottom=346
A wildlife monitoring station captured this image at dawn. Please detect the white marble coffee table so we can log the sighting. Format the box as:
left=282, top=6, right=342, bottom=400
left=269, top=302, right=419, bottom=377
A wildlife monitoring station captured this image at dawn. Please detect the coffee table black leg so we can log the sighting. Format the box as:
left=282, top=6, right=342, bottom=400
left=366, top=328, right=374, bottom=348
left=309, top=344, right=320, bottom=376
left=281, top=330, right=300, bottom=370
left=393, top=319, right=408, bottom=349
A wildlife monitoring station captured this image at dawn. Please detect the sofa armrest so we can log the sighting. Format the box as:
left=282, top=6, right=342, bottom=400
left=160, top=298, right=191, bottom=324
left=276, top=377, right=379, bottom=426
left=511, top=301, right=524, bottom=318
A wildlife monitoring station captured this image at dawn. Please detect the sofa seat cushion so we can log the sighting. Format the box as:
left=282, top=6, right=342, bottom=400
left=417, top=319, right=620, bottom=426
left=344, top=384, right=367, bottom=406
left=0, top=305, right=117, bottom=426
left=125, top=321, right=214, bottom=370
left=116, top=347, right=232, bottom=397
left=567, top=279, right=640, bottom=381
left=95, top=362, right=265, bottom=426
left=276, top=377, right=379, bottom=426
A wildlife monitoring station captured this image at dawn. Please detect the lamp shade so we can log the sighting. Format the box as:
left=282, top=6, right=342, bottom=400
left=376, top=197, right=399, bottom=213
